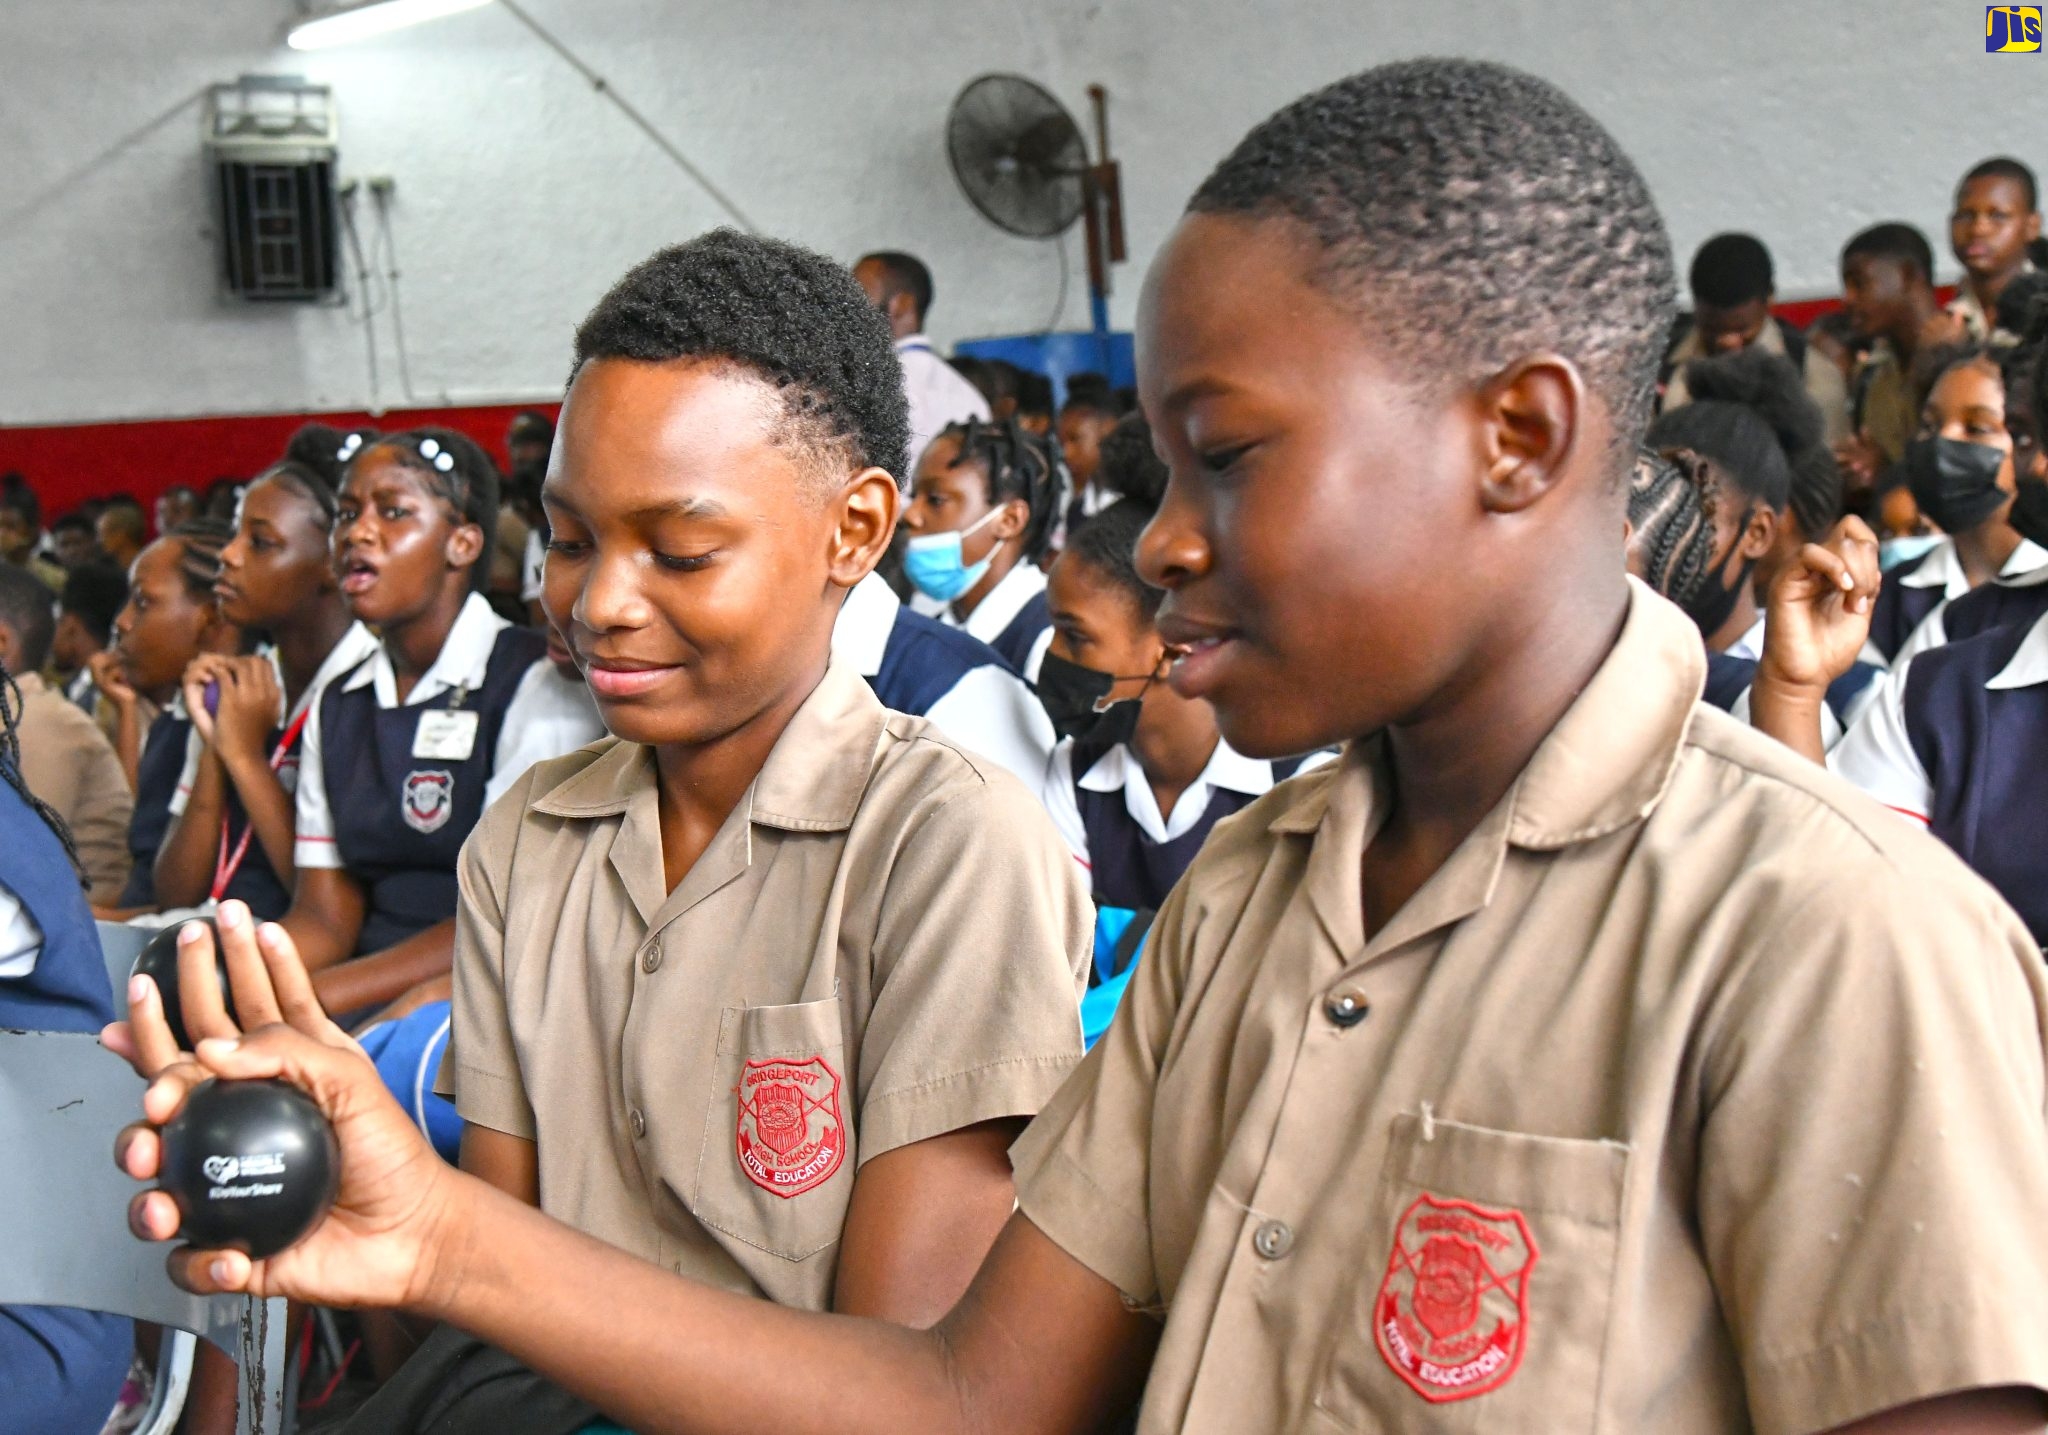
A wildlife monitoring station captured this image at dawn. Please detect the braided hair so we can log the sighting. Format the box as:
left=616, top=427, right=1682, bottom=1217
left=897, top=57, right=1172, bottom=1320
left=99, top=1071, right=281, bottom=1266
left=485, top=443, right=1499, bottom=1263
left=0, top=665, right=84, bottom=886
left=168, top=518, right=233, bottom=597
left=1065, top=412, right=1172, bottom=623
left=1626, top=448, right=1722, bottom=614
left=932, top=417, right=1062, bottom=564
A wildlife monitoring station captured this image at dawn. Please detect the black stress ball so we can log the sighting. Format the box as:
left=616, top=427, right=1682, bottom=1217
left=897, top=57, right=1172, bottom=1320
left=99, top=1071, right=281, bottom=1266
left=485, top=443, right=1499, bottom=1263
left=158, top=1079, right=340, bottom=1259
left=130, top=920, right=235, bottom=1051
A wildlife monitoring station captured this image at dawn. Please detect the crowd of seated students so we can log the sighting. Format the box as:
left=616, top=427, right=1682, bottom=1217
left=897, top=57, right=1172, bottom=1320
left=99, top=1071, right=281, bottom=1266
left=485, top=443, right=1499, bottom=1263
left=5, top=65, right=2048, bottom=1435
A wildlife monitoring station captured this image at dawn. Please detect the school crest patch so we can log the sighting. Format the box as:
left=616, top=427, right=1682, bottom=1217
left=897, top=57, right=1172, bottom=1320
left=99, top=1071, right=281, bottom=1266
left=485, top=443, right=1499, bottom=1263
left=1374, top=1193, right=1538, bottom=1403
left=735, top=1055, right=846, bottom=1199
left=401, top=769, right=456, bottom=834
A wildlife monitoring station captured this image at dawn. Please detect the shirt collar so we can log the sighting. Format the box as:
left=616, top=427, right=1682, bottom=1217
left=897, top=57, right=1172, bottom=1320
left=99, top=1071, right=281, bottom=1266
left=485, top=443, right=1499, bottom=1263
left=291, top=622, right=380, bottom=722
left=1266, top=578, right=1702, bottom=851
left=342, top=592, right=507, bottom=707
left=1077, top=735, right=1276, bottom=798
left=959, top=562, right=1045, bottom=645
left=831, top=573, right=900, bottom=678
left=1988, top=610, right=2048, bottom=690
left=1898, top=538, right=1963, bottom=591
left=531, top=657, right=886, bottom=833
left=2004, top=538, right=2048, bottom=579
left=14, top=671, right=46, bottom=698
left=895, top=335, right=933, bottom=354
left=1260, top=580, right=1701, bottom=960
left=1901, top=538, right=2048, bottom=595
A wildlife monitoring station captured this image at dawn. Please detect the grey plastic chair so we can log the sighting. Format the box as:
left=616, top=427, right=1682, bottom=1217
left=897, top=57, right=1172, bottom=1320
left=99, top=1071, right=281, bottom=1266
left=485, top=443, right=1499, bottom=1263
left=0, top=1030, right=292, bottom=1435
left=98, top=918, right=153, bottom=1016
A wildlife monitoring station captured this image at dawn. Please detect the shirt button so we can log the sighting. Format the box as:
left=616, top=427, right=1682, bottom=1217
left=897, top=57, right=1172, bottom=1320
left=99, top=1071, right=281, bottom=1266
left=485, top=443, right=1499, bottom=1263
left=629, top=1108, right=647, bottom=1139
left=1252, top=1219, right=1294, bottom=1260
left=1324, top=989, right=1370, bottom=1028
left=641, top=940, right=662, bottom=974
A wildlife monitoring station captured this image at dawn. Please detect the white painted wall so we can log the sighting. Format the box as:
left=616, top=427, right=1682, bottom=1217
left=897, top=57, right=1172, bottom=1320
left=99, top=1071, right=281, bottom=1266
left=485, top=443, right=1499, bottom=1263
left=4, top=0, right=2044, bottom=425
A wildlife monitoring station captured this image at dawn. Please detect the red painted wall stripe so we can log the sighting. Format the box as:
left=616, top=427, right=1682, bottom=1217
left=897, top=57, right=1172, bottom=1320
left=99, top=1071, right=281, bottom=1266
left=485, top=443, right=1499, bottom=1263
left=0, top=402, right=560, bottom=520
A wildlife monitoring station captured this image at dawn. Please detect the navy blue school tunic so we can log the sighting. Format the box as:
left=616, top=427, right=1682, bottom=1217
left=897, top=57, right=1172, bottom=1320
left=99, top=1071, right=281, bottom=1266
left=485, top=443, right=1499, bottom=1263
left=319, top=627, right=546, bottom=956
left=1865, top=548, right=1948, bottom=663
left=0, top=767, right=134, bottom=1433
left=1898, top=620, right=2048, bottom=943
left=1078, top=754, right=1307, bottom=913
left=1702, top=651, right=1884, bottom=732
left=117, top=708, right=191, bottom=908
left=1938, top=573, right=2048, bottom=646
left=209, top=720, right=297, bottom=920
left=988, top=589, right=1051, bottom=674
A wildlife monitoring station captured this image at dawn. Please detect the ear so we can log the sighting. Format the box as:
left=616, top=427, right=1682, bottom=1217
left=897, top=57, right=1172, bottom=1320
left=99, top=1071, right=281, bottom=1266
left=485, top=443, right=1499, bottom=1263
left=826, top=468, right=902, bottom=591
left=444, top=521, right=487, bottom=573
left=0, top=622, right=19, bottom=674
left=1476, top=354, right=1585, bottom=515
left=2028, top=211, right=2043, bottom=245
left=1740, top=504, right=1778, bottom=558
left=990, top=496, right=1031, bottom=542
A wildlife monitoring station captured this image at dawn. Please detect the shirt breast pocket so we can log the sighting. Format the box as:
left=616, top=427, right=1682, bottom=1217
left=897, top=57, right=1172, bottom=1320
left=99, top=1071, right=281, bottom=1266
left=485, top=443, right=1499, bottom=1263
left=1313, top=1113, right=1627, bottom=1433
left=690, top=996, right=854, bottom=1263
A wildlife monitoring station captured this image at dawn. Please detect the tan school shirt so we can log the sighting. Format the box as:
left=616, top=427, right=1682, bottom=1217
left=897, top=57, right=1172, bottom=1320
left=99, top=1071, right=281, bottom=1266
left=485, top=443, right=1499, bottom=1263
left=1011, top=578, right=2048, bottom=1435
left=13, top=672, right=133, bottom=904
left=440, top=656, right=1092, bottom=1308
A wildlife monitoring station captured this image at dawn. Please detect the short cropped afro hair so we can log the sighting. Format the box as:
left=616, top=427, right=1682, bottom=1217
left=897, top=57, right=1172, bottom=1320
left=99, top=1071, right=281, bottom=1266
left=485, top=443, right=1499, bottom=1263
left=573, top=229, right=910, bottom=485
left=1190, top=58, right=1675, bottom=470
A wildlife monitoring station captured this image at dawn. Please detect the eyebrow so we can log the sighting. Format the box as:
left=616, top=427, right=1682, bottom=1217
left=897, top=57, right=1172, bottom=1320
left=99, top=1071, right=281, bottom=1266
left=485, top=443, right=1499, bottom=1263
left=1155, top=374, right=1236, bottom=414
left=620, top=497, right=731, bottom=524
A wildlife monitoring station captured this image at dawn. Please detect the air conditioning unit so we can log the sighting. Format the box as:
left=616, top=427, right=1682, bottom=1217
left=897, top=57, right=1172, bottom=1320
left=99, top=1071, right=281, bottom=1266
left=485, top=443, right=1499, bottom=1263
left=203, top=75, right=341, bottom=302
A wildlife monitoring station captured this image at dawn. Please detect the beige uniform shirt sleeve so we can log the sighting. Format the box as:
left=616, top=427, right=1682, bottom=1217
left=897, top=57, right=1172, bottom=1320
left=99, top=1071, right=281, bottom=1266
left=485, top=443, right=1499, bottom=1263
left=1698, top=854, right=2048, bottom=1435
left=16, top=685, right=134, bottom=905
left=434, top=781, right=537, bottom=1140
left=1009, top=871, right=1198, bottom=1308
left=855, top=766, right=1092, bottom=1162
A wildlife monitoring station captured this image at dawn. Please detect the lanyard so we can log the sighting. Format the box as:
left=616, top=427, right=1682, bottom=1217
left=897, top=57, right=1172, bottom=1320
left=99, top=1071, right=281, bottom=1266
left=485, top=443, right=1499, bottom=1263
left=210, top=706, right=313, bottom=901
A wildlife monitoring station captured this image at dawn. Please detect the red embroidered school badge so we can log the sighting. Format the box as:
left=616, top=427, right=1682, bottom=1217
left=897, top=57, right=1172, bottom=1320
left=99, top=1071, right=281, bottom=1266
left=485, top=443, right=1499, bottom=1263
left=1374, top=1193, right=1538, bottom=1403
left=401, top=769, right=455, bottom=834
left=735, top=1056, right=847, bottom=1199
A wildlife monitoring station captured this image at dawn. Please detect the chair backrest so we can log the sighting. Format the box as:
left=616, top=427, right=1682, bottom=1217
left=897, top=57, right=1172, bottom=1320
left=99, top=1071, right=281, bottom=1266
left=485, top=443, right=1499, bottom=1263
left=0, top=1030, right=291, bottom=1434
left=97, top=919, right=153, bottom=1017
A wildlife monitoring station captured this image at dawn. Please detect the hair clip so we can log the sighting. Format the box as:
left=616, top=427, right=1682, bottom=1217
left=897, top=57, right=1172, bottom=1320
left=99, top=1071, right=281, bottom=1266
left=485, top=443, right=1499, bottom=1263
left=337, top=433, right=364, bottom=461
left=417, top=437, right=456, bottom=473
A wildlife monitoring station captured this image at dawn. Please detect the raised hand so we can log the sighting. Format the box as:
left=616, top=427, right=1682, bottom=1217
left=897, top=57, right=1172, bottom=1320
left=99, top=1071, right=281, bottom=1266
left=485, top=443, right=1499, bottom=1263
left=1758, top=516, right=1883, bottom=693
left=88, top=649, right=138, bottom=710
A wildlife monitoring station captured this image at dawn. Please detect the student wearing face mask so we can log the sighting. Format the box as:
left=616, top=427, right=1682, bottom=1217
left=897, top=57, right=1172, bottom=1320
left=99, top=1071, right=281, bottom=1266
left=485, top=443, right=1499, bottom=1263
left=1890, top=334, right=2048, bottom=663
left=1036, top=416, right=1325, bottom=1037
left=900, top=419, right=1062, bottom=677
left=1861, top=345, right=2048, bottom=663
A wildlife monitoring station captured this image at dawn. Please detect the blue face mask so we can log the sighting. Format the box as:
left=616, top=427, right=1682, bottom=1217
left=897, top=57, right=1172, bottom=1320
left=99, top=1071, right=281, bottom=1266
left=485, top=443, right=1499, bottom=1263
left=1879, top=533, right=1942, bottom=571
left=903, top=507, right=1004, bottom=603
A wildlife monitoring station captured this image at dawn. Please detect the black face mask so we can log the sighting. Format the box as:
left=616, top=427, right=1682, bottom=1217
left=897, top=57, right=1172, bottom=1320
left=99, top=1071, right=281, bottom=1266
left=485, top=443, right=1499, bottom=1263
left=1033, top=650, right=1151, bottom=762
left=1683, top=506, right=1758, bottom=640
left=1905, top=436, right=2011, bottom=534
left=2008, top=471, right=2048, bottom=549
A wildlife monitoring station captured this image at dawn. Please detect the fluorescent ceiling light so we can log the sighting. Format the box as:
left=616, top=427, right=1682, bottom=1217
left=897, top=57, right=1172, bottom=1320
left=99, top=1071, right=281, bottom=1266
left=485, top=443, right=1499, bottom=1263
left=286, top=0, right=493, bottom=50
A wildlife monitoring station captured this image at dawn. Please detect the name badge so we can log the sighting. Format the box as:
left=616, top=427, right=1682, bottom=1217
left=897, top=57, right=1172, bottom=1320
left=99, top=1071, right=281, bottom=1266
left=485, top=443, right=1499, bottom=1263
left=413, top=709, right=480, bottom=760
